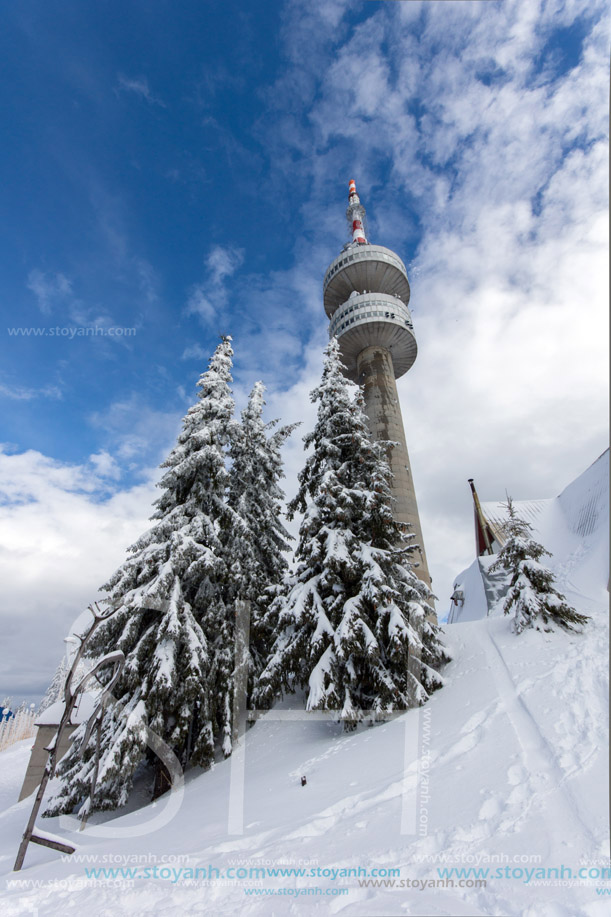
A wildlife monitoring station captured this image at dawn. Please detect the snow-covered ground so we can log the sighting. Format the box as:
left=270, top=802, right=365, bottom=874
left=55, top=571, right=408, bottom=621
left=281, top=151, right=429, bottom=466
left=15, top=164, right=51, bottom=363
left=0, top=455, right=608, bottom=916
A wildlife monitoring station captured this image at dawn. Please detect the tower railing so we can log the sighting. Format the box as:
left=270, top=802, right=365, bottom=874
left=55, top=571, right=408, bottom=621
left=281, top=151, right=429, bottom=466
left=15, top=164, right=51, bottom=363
left=329, top=292, right=413, bottom=339
left=323, top=243, right=409, bottom=316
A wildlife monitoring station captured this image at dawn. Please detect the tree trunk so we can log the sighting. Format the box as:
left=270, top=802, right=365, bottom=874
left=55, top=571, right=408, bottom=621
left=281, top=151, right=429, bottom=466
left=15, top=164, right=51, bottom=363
left=152, top=759, right=171, bottom=800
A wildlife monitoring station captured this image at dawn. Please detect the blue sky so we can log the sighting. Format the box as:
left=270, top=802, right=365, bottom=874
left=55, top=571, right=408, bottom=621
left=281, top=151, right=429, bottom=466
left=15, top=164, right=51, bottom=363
left=1, top=0, right=310, bottom=464
left=0, top=0, right=608, bottom=704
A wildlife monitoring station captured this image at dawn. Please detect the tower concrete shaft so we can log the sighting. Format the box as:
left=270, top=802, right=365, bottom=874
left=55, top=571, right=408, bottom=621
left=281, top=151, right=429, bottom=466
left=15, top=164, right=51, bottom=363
left=323, top=181, right=432, bottom=590
left=356, top=345, right=431, bottom=586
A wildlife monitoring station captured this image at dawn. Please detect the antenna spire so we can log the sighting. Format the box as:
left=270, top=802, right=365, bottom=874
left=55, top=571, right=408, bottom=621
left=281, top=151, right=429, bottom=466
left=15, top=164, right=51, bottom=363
left=347, top=179, right=367, bottom=245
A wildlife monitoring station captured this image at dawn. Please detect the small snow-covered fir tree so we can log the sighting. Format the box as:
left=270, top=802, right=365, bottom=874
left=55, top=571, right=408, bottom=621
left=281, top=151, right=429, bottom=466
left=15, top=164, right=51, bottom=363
left=37, top=657, right=70, bottom=715
left=46, top=338, right=240, bottom=815
left=227, top=382, right=296, bottom=688
left=491, top=497, right=589, bottom=634
left=38, top=645, right=93, bottom=715
left=255, top=338, right=448, bottom=729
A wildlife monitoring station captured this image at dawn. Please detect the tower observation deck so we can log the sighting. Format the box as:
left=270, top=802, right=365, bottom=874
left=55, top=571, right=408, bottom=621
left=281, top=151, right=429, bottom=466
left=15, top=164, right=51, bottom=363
left=324, top=180, right=432, bottom=591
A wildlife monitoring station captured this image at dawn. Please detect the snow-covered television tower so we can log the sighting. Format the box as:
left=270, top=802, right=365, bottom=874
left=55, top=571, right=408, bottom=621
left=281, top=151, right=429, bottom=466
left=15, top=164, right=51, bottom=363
left=323, top=180, right=432, bottom=590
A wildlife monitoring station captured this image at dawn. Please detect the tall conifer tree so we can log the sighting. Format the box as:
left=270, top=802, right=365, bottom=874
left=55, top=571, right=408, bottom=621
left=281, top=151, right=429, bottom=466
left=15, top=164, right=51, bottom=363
left=46, top=338, right=240, bottom=814
left=255, top=339, right=448, bottom=728
left=227, top=382, right=296, bottom=688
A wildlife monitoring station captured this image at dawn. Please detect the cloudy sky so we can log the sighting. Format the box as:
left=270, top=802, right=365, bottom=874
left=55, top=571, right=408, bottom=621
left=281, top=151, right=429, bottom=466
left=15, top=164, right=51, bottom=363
left=0, top=0, right=608, bottom=706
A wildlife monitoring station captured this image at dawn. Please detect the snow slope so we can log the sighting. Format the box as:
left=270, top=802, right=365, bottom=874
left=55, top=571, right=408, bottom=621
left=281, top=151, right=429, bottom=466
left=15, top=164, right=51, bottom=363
left=0, top=452, right=608, bottom=916
left=1, top=573, right=608, bottom=915
left=448, top=450, right=609, bottom=623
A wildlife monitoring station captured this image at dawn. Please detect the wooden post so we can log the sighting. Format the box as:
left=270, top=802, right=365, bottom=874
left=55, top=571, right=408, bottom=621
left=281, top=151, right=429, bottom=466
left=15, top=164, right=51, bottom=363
left=14, top=603, right=124, bottom=871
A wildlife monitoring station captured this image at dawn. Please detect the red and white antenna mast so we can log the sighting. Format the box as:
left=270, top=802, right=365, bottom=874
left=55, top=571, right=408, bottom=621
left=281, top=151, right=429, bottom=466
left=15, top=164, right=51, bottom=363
left=346, top=179, right=368, bottom=245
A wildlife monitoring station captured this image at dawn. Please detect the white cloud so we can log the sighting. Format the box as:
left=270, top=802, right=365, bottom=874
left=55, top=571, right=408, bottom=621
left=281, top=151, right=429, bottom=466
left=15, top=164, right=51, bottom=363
left=26, top=269, right=72, bottom=314
left=181, top=342, right=209, bottom=361
left=25, top=251, right=156, bottom=333
left=116, top=74, right=166, bottom=107
left=0, top=446, right=158, bottom=699
left=134, top=257, right=159, bottom=304
left=0, top=382, right=63, bottom=401
left=185, top=283, right=216, bottom=324
left=85, top=178, right=162, bottom=317
left=88, top=393, right=180, bottom=463
left=185, top=244, right=244, bottom=326
left=89, top=450, right=122, bottom=480
left=206, top=245, right=244, bottom=285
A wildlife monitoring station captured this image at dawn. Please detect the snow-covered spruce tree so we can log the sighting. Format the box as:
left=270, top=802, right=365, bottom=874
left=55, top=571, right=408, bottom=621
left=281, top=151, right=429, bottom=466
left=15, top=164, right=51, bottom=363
left=45, top=337, right=241, bottom=815
left=491, top=497, right=589, bottom=635
left=38, top=643, right=93, bottom=715
left=37, top=656, right=70, bottom=715
left=255, top=338, right=448, bottom=729
left=226, top=381, right=297, bottom=690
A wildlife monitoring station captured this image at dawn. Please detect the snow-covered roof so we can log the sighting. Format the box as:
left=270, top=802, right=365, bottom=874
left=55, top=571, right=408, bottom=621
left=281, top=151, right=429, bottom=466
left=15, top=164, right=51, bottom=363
left=479, top=449, right=609, bottom=542
left=557, top=448, right=609, bottom=538
left=480, top=498, right=552, bottom=536
left=35, top=692, right=97, bottom=726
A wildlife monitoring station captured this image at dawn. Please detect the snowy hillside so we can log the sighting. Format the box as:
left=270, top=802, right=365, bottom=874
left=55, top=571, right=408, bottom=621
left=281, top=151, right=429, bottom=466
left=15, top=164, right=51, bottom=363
left=1, top=482, right=609, bottom=916
left=448, top=450, right=609, bottom=624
